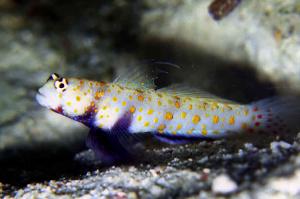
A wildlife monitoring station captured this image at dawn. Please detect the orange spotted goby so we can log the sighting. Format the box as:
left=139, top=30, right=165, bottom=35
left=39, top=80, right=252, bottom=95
left=36, top=69, right=299, bottom=164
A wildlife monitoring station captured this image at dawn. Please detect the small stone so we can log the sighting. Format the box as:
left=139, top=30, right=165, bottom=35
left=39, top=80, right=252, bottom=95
left=270, top=141, right=292, bottom=153
left=270, top=170, right=300, bottom=196
left=203, top=168, right=210, bottom=174
left=212, top=174, right=238, bottom=194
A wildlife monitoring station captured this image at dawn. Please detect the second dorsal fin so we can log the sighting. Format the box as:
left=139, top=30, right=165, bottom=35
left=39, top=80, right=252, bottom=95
left=157, top=84, right=238, bottom=104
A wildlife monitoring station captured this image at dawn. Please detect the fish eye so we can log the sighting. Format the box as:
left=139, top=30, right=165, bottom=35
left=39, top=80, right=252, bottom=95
left=47, top=73, right=60, bottom=81
left=54, top=77, right=68, bottom=92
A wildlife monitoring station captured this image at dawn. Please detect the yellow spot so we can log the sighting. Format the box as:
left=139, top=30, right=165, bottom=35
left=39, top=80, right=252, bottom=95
left=138, top=95, right=144, bottom=101
left=137, top=115, right=142, bottom=121
left=112, top=97, right=118, bottom=102
left=212, top=115, right=219, bottom=124
left=91, top=101, right=95, bottom=107
left=58, top=93, right=62, bottom=99
left=99, top=115, right=104, bottom=119
left=98, top=123, right=103, bottom=128
left=168, top=99, right=173, bottom=105
left=76, top=96, right=81, bottom=102
left=188, top=104, right=193, bottom=110
left=129, top=95, right=133, bottom=100
left=202, top=102, right=208, bottom=110
left=147, top=109, right=154, bottom=115
left=129, top=106, right=136, bottom=113
left=144, top=121, right=150, bottom=127
left=244, top=108, right=249, bottom=116
left=89, top=82, right=93, bottom=87
left=192, top=115, right=201, bottom=124
left=229, top=116, right=235, bottom=125
left=148, top=96, right=152, bottom=102
left=87, top=89, right=91, bottom=93
left=154, top=117, right=158, bottom=123
left=181, top=112, right=187, bottom=119
left=122, top=101, right=127, bottom=106
left=95, top=91, right=104, bottom=100
left=100, top=81, right=106, bottom=87
left=224, top=104, right=233, bottom=110
left=157, top=93, right=163, bottom=98
left=202, top=128, right=208, bottom=136
left=158, top=124, right=166, bottom=133
left=67, top=101, right=72, bottom=106
left=74, top=109, right=78, bottom=114
left=176, top=124, right=182, bottom=130
left=205, top=113, right=210, bottom=118
left=117, top=90, right=121, bottom=94
left=211, top=102, right=219, bottom=111
left=103, top=106, right=107, bottom=110
left=187, top=128, right=194, bottom=134
left=138, top=107, right=143, bottom=112
left=115, top=108, right=119, bottom=113
left=174, top=95, right=180, bottom=100
left=157, top=100, right=162, bottom=106
left=242, top=123, right=248, bottom=129
left=165, top=112, right=173, bottom=120
left=202, top=124, right=206, bottom=129
left=175, top=101, right=181, bottom=108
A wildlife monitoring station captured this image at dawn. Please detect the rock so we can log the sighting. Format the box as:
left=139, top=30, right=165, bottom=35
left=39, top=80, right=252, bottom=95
left=269, top=170, right=300, bottom=196
left=140, top=0, right=300, bottom=92
left=212, top=174, right=238, bottom=194
left=270, top=141, right=293, bottom=154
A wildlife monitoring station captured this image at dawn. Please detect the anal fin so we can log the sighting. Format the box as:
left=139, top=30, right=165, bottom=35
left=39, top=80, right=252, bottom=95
left=154, top=134, right=206, bottom=145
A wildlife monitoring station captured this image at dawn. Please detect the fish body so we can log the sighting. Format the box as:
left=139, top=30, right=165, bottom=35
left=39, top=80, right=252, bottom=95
left=93, top=84, right=259, bottom=138
left=36, top=71, right=297, bottom=163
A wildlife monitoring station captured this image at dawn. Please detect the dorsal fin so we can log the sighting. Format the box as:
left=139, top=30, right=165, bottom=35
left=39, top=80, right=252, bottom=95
left=157, top=84, right=238, bottom=104
left=113, top=66, right=156, bottom=89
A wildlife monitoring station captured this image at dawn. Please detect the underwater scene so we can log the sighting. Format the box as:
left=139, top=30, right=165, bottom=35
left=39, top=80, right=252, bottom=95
left=0, top=0, right=300, bottom=198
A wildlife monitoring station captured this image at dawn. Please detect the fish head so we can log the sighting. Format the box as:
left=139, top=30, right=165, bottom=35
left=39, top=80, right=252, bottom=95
left=36, top=73, right=95, bottom=118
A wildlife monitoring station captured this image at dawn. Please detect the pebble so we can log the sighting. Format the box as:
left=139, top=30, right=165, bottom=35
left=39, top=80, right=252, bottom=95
left=212, top=174, right=238, bottom=194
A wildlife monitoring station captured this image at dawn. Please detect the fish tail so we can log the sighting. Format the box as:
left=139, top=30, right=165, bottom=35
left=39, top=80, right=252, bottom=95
left=249, top=96, right=300, bottom=135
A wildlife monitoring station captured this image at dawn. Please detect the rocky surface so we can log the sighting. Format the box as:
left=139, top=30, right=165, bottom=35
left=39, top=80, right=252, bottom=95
left=0, top=0, right=299, bottom=198
left=2, top=136, right=300, bottom=199
left=141, top=0, right=300, bottom=93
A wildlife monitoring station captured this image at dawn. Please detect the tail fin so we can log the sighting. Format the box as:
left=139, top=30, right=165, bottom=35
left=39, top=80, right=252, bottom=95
left=250, top=97, right=300, bottom=136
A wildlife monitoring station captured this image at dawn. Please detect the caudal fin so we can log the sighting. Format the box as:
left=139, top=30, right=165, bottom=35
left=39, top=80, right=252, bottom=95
left=250, top=96, right=300, bottom=136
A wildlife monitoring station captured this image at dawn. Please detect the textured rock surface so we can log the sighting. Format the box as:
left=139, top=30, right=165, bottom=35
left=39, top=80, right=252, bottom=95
left=141, top=0, right=300, bottom=92
left=0, top=0, right=299, bottom=198
left=4, top=137, right=300, bottom=199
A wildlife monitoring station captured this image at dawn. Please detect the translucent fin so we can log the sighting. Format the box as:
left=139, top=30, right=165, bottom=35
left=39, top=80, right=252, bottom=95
left=113, top=66, right=156, bottom=89
left=251, top=96, right=300, bottom=135
left=154, top=134, right=206, bottom=145
left=87, top=111, right=146, bottom=165
left=157, top=84, right=238, bottom=104
left=86, top=128, right=133, bottom=165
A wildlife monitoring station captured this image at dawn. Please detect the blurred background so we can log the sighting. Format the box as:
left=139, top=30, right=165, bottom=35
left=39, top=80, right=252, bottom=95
left=0, top=0, right=300, bottom=198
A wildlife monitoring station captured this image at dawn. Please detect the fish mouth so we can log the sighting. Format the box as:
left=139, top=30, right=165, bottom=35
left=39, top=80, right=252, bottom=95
left=35, top=92, right=47, bottom=107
